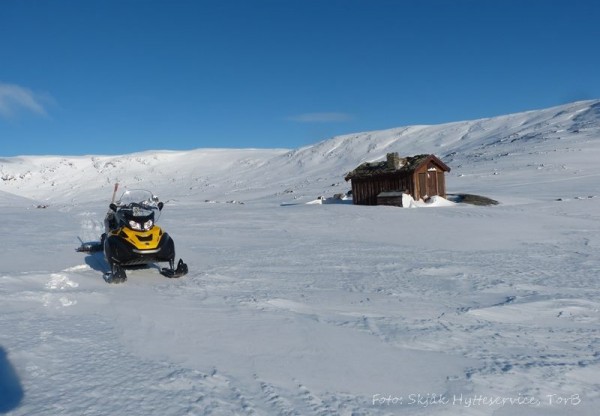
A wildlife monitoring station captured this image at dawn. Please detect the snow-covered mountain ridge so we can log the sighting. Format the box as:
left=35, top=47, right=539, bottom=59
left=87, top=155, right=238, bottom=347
left=2, top=99, right=599, bottom=205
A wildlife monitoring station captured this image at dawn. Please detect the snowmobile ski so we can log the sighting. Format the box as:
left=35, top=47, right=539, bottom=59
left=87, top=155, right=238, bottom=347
left=160, top=259, right=188, bottom=278
left=104, top=263, right=127, bottom=284
left=76, top=241, right=103, bottom=253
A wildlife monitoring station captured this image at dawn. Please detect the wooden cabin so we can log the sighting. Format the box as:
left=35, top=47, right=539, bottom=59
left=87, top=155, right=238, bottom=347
left=344, top=153, right=451, bottom=206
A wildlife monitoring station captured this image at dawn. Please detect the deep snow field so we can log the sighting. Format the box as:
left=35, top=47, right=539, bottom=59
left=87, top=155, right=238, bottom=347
left=1, top=100, right=600, bottom=415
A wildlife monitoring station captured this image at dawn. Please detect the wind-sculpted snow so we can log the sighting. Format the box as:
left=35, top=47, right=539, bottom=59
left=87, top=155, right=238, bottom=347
left=1, top=100, right=600, bottom=415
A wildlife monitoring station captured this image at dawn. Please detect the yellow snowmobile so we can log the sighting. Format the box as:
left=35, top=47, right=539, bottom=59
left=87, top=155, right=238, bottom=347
left=78, top=189, right=188, bottom=283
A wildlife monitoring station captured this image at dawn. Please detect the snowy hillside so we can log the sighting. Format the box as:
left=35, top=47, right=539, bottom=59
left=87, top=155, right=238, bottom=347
left=1, top=100, right=600, bottom=415
left=2, top=100, right=599, bottom=206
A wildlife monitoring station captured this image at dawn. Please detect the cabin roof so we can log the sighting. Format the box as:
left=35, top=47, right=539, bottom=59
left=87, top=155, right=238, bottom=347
left=344, top=153, right=450, bottom=181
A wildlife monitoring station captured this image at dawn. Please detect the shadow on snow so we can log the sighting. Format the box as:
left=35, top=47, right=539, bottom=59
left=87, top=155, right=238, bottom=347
left=0, top=346, right=24, bottom=413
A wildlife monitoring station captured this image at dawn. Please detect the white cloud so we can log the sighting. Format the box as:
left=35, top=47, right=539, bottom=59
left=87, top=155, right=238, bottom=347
left=0, top=82, right=49, bottom=119
left=286, top=112, right=353, bottom=123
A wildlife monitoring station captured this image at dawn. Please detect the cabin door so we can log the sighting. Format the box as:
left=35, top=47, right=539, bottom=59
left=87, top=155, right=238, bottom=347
left=418, top=173, right=426, bottom=199
left=427, top=171, right=438, bottom=197
left=418, top=171, right=439, bottom=199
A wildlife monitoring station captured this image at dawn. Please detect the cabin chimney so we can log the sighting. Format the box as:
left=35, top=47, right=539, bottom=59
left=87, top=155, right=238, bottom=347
left=386, top=152, right=402, bottom=170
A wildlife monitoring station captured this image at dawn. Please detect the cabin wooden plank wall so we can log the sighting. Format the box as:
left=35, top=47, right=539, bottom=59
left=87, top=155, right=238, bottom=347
left=351, top=175, right=412, bottom=205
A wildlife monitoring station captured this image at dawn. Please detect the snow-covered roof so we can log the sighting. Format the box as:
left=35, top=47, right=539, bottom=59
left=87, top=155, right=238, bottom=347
left=344, top=153, right=450, bottom=181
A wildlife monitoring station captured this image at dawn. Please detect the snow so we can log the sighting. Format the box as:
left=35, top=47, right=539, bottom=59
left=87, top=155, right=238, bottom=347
left=1, top=99, right=600, bottom=415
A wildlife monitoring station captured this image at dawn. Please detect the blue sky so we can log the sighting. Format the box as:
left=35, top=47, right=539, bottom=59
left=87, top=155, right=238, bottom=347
left=1, top=0, right=599, bottom=156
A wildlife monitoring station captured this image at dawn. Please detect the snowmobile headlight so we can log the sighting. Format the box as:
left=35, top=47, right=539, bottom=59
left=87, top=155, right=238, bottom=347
left=128, top=220, right=142, bottom=230
left=143, top=219, right=154, bottom=230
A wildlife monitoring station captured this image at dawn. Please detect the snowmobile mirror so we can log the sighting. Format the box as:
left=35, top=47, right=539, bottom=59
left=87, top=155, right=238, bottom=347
left=109, top=203, right=118, bottom=212
left=158, top=202, right=164, bottom=211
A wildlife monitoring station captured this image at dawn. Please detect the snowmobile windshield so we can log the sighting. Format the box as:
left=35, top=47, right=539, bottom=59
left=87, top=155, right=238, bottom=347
left=115, top=190, right=161, bottom=230
left=117, top=190, right=159, bottom=209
